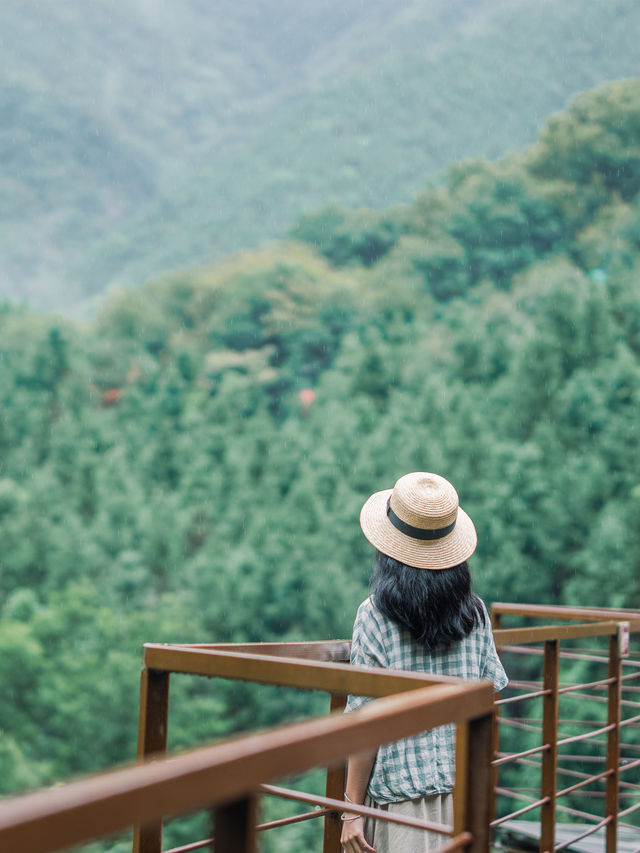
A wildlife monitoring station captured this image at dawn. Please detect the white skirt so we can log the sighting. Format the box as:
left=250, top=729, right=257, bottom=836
left=363, top=792, right=454, bottom=853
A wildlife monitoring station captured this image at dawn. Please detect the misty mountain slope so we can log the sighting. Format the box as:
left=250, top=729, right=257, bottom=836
left=74, top=0, right=640, bottom=304
left=2, top=0, right=639, bottom=309
left=1, top=0, right=507, bottom=308
left=0, top=74, right=156, bottom=298
left=1, top=0, right=502, bottom=156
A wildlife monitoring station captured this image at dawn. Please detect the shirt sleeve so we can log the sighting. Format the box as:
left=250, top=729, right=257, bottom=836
left=345, top=598, right=388, bottom=713
left=479, top=603, right=508, bottom=692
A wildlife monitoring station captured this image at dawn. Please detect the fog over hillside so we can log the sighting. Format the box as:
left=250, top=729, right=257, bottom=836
left=1, top=0, right=639, bottom=311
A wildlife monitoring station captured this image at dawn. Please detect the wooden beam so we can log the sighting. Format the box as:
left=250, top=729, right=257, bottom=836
left=323, top=692, right=347, bottom=853
left=142, top=644, right=464, bottom=695
left=213, top=795, right=257, bottom=853
left=0, top=681, right=493, bottom=853
left=465, top=713, right=493, bottom=853
left=539, top=640, right=559, bottom=853
left=133, top=668, right=169, bottom=853
left=494, top=621, right=623, bottom=646
left=491, top=603, right=640, bottom=624
left=177, top=641, right=351, bottom=662
left=605, top=631, right=622, bottom=853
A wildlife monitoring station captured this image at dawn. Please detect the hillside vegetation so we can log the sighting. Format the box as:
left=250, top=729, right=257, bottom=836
left=1, top=80, right=640, bottom=848
left=3, top=0, right=640, bottom=309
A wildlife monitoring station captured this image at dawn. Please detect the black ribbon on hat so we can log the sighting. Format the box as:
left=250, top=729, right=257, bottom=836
left=386, top=497, right=456, bottom=541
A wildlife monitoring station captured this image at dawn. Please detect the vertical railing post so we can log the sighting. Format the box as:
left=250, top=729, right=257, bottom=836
left=133, top=667, right=170, bottom=853
left=540, top=640, right=559, bottom=853
left=605, top=627, right=623, bottom=853
left=453, top=720, right=469, bottom=851
left=489, top=609, right=503, bottom=826
left=323, top=692, right=348, bottom=853
left=464, top=711, right=493, bottom=853
left=212, top=794, right=258, bottom=853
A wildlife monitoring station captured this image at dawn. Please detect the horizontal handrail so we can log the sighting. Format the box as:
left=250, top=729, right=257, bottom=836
left=556, top=677, right=616, bottom=694
left=500, top=645, right=640, bottom=667
left=143, top=643, right=465, bottom=695
left=490, top=796, right=549, bottom=827
left=556, top=802, right=609, bottom=822
left=556, top=722, right=615, bottom=747
left=554, top=817, right=612, bottom=852
left=172, top=640, right=352, bottom=661
left=494, top=786, right=608, bottom=824
left=492, top=602, right=640, bottom=625
left=618, top=799, right=640, bottom=819
left=555, top=768, right=613, bottom=800
left=493, top=621, right=627, bottom=645
left=505, top=789, right=639, bottom=800
left=546, top=689, right=640, bottom=708
left=164, top=809, right=333, bottom=853
left=0, top=677, right=492, bottom=853
left=506, top=716, right=606, bottom=727
left=260, top=809, right=331, bottom=829
left=257, top=809, right=331, bottom=831
left=493, top=744, right=550, bottom=766
left=495, top=688, right=551, bottom=705
left=260, top=784, right=451, bottom=835
left=619, top=712, right=640, bottom=728
left=619, top=757, right=640, bottom=774
left=499, top=751, right=640, bottom=785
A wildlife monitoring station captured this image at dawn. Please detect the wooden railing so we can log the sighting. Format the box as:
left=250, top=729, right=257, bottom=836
left=0, top=644, right=494, bottom=853
left=491, top=603, right=640, bottom=853
left=1, top=603, right=638, bottom=853
left=134, top=642, right=494, bottom=853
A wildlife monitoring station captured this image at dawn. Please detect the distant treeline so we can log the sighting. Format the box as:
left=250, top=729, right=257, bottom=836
left=1, top=80, right=640, bottom=848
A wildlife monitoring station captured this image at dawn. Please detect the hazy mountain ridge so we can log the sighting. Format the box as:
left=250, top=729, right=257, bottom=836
left=2, top=0, right=639, bottom=310
left=74, top=0, right=640, bottom=304
left=3, top=0, right=471, bottom=308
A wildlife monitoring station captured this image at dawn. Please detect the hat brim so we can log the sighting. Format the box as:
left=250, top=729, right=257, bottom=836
left=360, top=488, right=477, bottom=570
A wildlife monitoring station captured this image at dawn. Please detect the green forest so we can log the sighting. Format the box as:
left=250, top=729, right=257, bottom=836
left=2, top=79, right=640, bottom=849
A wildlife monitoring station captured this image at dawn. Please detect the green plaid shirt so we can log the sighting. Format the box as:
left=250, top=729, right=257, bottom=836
left=345, top=596, right=508, bottom=803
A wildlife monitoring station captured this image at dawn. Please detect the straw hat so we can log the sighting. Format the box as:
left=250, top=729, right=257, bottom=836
left=359, top=472, right=477, bottom=570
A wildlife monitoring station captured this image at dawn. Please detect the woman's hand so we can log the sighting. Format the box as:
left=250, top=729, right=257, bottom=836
left=342, top=748, right=377, bottom=852
left=340, top=815, right=376, bottom=852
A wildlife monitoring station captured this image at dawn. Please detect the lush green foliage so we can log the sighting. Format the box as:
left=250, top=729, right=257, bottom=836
left=4, top=0, right=640, bottom=309
left=2, top=81, right=640, bottom=847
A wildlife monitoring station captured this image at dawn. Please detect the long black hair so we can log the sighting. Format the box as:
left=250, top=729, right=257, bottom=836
left=370, top=550, right=485, bottom=650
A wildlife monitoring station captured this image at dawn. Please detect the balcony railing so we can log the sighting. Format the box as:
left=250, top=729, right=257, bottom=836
left=0, top=644, right=494, bottom=853
left=491, top=603, right=640, bottom=853
left=0, top=603, right=637, bottom=853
